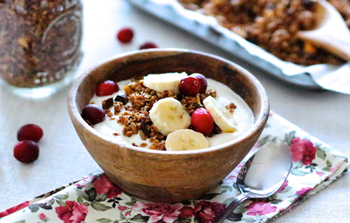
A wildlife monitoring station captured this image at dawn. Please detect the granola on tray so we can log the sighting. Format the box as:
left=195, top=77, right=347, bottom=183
left=177, top=0, right=350, bottom=65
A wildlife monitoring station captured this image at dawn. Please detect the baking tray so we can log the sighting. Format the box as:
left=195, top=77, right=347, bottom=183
left=126, top=0, right=321, bottom=90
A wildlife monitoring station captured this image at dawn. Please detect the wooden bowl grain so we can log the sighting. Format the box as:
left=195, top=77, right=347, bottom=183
left=68, top=49, right=269, bottom=203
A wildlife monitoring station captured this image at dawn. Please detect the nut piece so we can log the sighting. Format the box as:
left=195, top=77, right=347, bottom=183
left=18, top=37, right=30, bottom=49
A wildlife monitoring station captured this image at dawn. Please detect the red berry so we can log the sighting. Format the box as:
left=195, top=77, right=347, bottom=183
left=179, top=76, right=201, bottom=96
left=139, top=42, right=158, bottom=50
left=190, top=73, right=207, bottom=93
left=117, top=27, right=134, bottom=43
left=17, top=124, right=43, bottom=143
left=96, top=80, right=119, bottom=96
left=191, top=108, right=214, bottom=136
left=14, top=140, right=39, bottom=163
left=82, top=104, right=105, bottom=125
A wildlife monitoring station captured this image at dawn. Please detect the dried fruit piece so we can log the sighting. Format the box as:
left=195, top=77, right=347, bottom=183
left=179, top=76, right=201, bottom=96
left=17, top=124, right=43, bottom=143
left=139, top=42, right=158, bottom=50
left=82, top=104, right=105, bottom=125
left=191, top=108, right=214, bottom=136
left=14, top=140, right=39, bottom=163
left=123, top=85, right=133, bottom=95
left=117, top=27, right=134, bottom=43
left=115, top=95, right=128, bottom=105
left=102, top=97, right=114, bottom=110
left=190, top=73, right=207, bottom=93
left=96, top=80, right=119, bottom=96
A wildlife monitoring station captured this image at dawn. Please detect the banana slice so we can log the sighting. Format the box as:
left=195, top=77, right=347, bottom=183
left=143, top=72, right=187, bottom=94
left=203, top=96, right=238, bottom=133
left=149, top=97, right=191, bottom=135
left=165, top=129, right=209, bottom=151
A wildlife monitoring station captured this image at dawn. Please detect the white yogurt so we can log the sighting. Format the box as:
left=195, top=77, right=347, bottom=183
left=90, top=78, right=254, bottom=149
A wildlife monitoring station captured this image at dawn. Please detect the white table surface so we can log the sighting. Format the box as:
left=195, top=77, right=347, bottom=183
left=0, top=0, right=349, bottom=222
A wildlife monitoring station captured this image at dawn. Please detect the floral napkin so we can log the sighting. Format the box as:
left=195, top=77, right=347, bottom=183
left=0, top=112, right=348, bottom=223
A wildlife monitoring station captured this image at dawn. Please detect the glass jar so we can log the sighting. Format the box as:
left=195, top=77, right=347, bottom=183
left=0, top=0, right=83, bottom=98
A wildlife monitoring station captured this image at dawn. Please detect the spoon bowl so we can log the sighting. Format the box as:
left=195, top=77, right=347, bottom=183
left=296, top=0, right=350, bottom=62
left=213, top=141, right=292, bottom=223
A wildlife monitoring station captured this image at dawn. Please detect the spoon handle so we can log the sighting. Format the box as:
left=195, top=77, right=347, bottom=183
left=212, top=193, right=248, bottom=223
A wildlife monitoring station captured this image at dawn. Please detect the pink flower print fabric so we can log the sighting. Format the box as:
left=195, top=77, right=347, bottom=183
left=55, top=201, right=88, bottom=223
left=193, top=201, right=226, bottom=222
left=132, top=203, right=183, bottom=223
left=246, top=201, right=277, bottom=216
left=0, top=201, right=29, bottom=218
left=290, top=137, right=317, bottom=165
left=92, top=174, right=123, bottom=198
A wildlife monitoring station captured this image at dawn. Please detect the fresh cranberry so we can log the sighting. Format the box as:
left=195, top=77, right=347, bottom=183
left=81, top=104, right=105, bottom=125
left=191, top=108, right=214, bottom=136
left=179, top=76, right=201, bottom=96
left=117, top=27, right=134, bottom=43
left=190, top=73, right=207, bottom=93
left=17, top=124, right=43, bottom=143
left=96, top=80, right=119, bottom=96
left=139, top=42, right=158, bottom=50
left=14, top=140, right=39, bottom=163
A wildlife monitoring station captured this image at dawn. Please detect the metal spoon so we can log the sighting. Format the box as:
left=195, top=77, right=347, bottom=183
left=213, top=141, right=292, bottom=223
left=296, top=0, right=350, bottom=62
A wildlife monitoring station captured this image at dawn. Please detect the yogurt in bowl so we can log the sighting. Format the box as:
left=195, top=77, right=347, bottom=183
left=68, top=49, right=269, bottom=203
left=84, top=72, right=254, bottom=152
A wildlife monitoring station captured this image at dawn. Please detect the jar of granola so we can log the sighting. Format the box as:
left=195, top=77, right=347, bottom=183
left=0, top=0, right=83, bottom=97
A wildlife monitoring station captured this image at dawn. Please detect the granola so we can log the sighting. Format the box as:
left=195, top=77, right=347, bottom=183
left=0, top=0, right=83, bottom=88
left=177, top=0, right=350, bottom=65
left=105, top=78, right=217, bottom=150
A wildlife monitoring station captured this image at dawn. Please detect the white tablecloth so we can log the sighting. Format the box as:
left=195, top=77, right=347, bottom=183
left=0, top=0, right=349, bottom=222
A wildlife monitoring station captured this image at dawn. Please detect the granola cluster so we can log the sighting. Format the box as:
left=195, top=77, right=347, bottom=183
left=101, top=78, right=218, bottom=150
left=177, top=0, right=350, bottom=65
left=0, top=0, right=83, bottom=88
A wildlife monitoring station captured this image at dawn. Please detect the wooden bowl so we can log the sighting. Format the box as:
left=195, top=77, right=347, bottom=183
left=68, top=49, right=269, bottom=203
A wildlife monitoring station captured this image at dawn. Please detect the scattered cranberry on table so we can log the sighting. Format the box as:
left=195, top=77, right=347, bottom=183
left=17, top=123, right=43, bottom=143
left=117, top=27, right=134, bottom=43
left=14, top=123, right=44, bottom=163
left=191, top=108, right=214, bottom=136
left=139, top=42, right=158, bottom=50
left=81, top=104, right=106, bottom=125
left=95, top=80, right=119, bottom=96
left=14, top=140, right=40, bottom=163
left=179, top=76, right=201, bottom=96
left=116, top=27, right=159, bottom=49
left=190, top=73, right=207, bottom=93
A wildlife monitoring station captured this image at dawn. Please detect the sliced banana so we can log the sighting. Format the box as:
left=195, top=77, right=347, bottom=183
left=203, top=96, right=238, bottom=133
left=165, top=129, right=209, bottom=151
left=149, top=97, right=191, bottom=135
left=143, top=72, right=187, bottom=94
